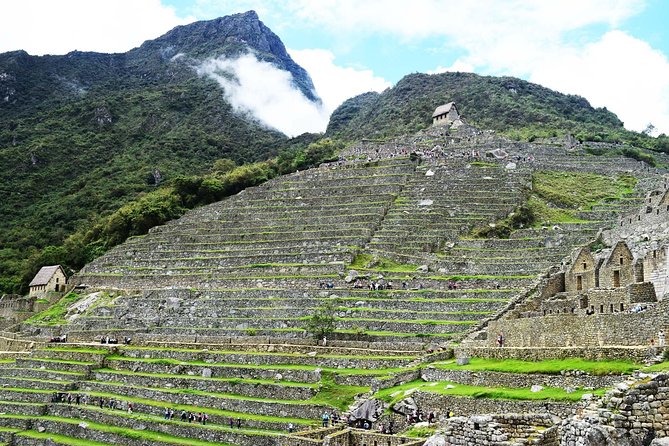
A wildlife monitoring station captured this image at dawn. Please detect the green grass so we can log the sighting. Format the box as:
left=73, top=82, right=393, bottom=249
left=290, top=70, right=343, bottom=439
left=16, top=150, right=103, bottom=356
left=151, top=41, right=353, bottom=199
left=349, top=253, right=418, bottom=273
left=82, top=390, right=314, bottom=426
left=2, top=414, right=237, bottom=445
left=434, top=357, right=640, bottom=376
left=24, top=292, right=82, bottom=326
left=93, top=368, right=317, bottom=387
left=641, top=361, right=669, bottom=372
left=105, top=355, right=411, bottom=376
left=532, top=171, right=636, bottom=210
left=374, top=380, right=607, bottom=406
left=308, top=373, right=370, bottom=410
left=17, top=431, right=116, bottom=446
left=40, top=347, right=109, bottom=354
left=403, top=425, right=438, bottom=438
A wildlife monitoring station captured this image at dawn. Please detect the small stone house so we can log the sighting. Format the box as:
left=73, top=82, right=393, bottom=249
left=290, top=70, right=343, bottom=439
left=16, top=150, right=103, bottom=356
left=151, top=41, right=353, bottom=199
left=565, top=247, right=596, bottom=292
left=598, top=241, right=635, bottom=288
left=29, top=265, right=67, bottom=297
left=432, top=102, right=460, bottom=126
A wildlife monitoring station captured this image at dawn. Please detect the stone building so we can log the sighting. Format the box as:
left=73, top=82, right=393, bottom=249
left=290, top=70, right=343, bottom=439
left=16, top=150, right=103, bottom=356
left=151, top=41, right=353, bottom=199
left=477, top=240, right=668, bottom=350
left=597, top=241, right=635, bottom=289
left=29, top=265, right=67, bottom=297
left=432, top=102, right=460, bottom=126
left=565, top=247, right=596, bottom=292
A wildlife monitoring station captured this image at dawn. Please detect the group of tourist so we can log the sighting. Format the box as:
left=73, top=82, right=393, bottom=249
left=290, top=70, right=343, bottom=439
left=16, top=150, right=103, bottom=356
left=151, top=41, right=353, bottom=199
left=351, top=280, right=429, bottom=290
left=320, top=411, right=341, bottom=427
left=49, top=334, right=67, bottom=343
left=52, top=392, right=86, bottom=405
left=99, top=336, right=132, bottom=345
left=176, top=410, right=209, bottom=425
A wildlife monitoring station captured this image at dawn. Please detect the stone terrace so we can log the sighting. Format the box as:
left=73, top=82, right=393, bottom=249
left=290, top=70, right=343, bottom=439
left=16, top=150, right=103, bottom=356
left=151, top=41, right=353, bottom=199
left=8, top=129, right=668, bottom=445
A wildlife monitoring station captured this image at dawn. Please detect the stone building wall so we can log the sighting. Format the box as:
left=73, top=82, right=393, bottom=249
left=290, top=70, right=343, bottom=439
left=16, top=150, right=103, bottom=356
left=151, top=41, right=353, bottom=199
left=644, top=245, right=669, bottom=299
left=565, top=248, right=595, bottom=293
left=598, top=242, right=635, bottom=289
left=411, top=391, right=574, bottom=419
left=487, top=299, right=669, bottom=348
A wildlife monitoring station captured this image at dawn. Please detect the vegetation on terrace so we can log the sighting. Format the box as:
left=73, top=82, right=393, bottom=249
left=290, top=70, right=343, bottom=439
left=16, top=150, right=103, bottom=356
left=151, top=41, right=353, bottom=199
left=472, top=170, right=637, bottom=237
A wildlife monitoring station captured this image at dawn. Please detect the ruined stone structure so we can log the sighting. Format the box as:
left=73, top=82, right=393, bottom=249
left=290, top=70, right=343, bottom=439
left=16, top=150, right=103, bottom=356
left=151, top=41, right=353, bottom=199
left=279, top=425, right=423, bottom=446
left=28, top=265, right=67, bottom=297
left=1, top=123, right=668, bottom=445
left=430, top=414, right=560, bottom=446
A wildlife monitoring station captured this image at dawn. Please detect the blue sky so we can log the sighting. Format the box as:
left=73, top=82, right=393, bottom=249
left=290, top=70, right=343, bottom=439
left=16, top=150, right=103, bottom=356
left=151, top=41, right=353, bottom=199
left=2, top=0, right=669, bottom=135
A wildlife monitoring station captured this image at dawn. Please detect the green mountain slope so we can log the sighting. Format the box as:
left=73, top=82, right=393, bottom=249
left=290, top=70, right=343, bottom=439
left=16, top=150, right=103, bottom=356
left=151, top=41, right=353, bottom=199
left=326, top=72, right=625, bottom=140
left=0, top=11, right=320, bottom=293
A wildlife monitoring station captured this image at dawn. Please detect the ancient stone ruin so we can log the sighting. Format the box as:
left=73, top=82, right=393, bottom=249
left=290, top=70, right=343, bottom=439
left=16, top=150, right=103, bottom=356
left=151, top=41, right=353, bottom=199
left=1, top=117, right=669, bottom=445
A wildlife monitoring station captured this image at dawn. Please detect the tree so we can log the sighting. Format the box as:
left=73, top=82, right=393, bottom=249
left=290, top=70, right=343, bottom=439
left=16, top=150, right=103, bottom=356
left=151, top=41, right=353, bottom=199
left=643, top=123, right=656, bottom=136
left=304, top=299, right=339, bottom=339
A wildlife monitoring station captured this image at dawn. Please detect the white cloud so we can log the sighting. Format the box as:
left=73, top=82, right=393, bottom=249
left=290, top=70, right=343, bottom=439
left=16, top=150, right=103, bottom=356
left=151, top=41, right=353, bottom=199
left=0, top=0, right=193, bottom=55
left=289, top=48, right=391, bottom=112
left=196, top=53, right=329, bottom=137
left=428, top=60, right=474, bottom=75
left=257, top=0, right=669, bottom=134
left=531, top=31, right=669, bottom=133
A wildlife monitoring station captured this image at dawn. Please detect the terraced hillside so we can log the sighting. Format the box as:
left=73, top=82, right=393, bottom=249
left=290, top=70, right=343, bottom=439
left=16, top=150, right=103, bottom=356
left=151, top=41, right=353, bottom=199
left=4, top=126, right=667, bottom=445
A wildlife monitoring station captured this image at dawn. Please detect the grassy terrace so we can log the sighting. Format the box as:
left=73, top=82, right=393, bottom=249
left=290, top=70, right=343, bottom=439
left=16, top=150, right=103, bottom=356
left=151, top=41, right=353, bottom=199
left=0, top=414, right=239, bottom=446
left=17, top=431, right=116, bottom=446
left=93, top=368, right=318, bottom=388
left=117, top=346, right=418, bottom=361
left=374, top=380, right=607, bottom=406
left=105, top=355, right=413, bottom=376
left=433, top=358, right=641, bottom=375
left=83, top=379, right=367, bottom=412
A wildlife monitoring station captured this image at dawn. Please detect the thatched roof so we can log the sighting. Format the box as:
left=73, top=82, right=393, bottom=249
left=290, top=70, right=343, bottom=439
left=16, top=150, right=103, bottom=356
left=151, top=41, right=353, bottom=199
left=432, top=102, right=455, bottom=118
left=29, top=265, right=65, bottom=287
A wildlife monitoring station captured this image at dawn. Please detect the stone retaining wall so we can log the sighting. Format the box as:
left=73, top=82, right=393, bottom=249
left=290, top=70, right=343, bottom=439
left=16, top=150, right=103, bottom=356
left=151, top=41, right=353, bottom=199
left=421, top=368, right=623, bottom=391
left=412, top=390, right=575, bottom=418
left=434, top=413, right=560, bottom=446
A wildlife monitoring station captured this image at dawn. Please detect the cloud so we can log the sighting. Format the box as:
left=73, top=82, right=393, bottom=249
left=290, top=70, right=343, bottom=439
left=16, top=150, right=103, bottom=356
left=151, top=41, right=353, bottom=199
left=530, top=31, right=669, bottom=134
left=0, top=0, right=193, bottom=55
left=196, top=53, right=329, bottom=137
left=254, top=0, right=668, bottom=134
left=288, top=48, right=391, bottom=112
left=427, top=60, right=474, bottom=75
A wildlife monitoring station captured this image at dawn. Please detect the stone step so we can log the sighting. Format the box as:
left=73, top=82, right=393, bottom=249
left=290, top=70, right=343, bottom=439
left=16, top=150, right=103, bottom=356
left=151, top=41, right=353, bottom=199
left=90, top=369, right=317, bottom=400
left=116, top=347, right=416, bottom=369
left=78, top=380, right=332, bottom=420
left=15, top=358, right=96, bottom=375
left=0, top=367, right=87, bottom=382
left=95, top=300, right=504, bottom=319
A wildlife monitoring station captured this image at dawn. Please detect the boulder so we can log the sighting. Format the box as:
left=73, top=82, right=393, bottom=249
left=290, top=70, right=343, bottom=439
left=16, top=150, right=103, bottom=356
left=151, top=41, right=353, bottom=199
left=456, top=356, right=470, bottom=366
left=417, top=265, right=429, bottom=273
left=423, top=434, right=447, bottom=446
left=531, top=385, right=544, bottom=393
left=505, top=162, right=517, bottom=170
left=201, top=368, right=212, bottom=378
left=393, top=397, right=418, bottom=415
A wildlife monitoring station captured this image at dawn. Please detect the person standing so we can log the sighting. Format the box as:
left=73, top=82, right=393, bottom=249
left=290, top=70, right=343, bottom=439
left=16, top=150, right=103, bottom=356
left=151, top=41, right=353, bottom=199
left=659, top=329, right=665, bottom=348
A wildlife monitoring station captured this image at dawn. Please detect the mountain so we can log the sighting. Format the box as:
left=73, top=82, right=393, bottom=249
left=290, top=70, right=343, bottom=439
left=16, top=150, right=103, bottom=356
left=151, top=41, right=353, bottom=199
left=0, top=11, right=320, bottom=293
left=326, top=72, right=625, bottom=140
